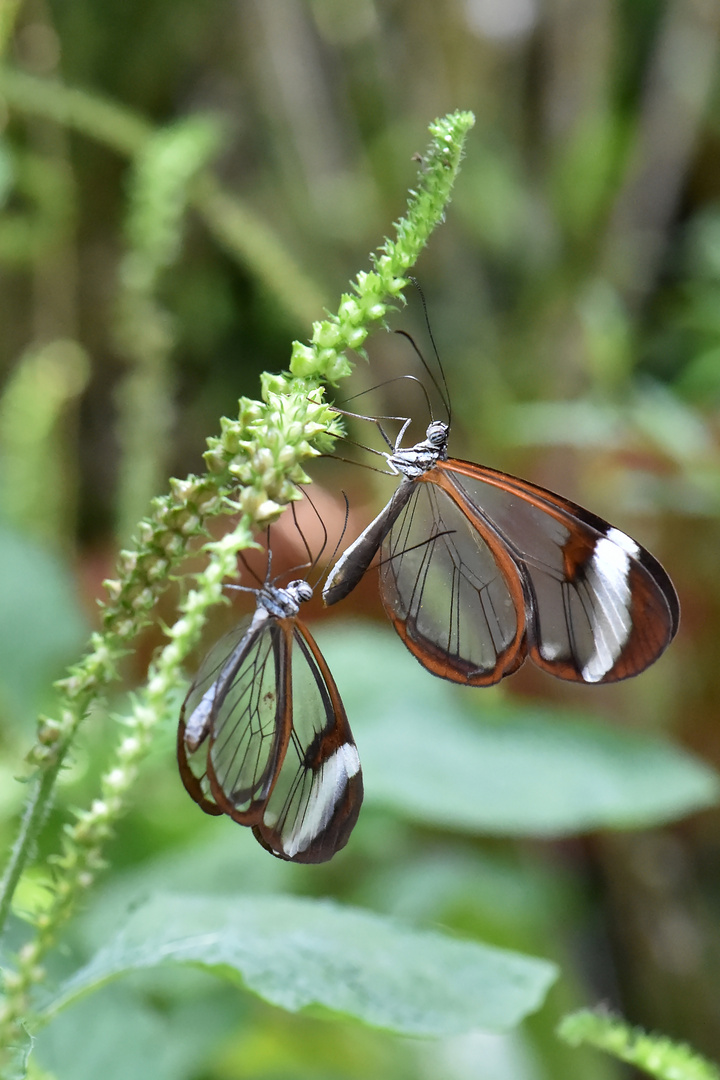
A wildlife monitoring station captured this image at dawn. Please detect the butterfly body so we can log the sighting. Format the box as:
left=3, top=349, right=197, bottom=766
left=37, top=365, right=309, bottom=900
left=179, top=577, right=362, bottom=863
left=324, top=422, right=679, bottom=687
left=386, top=419, right=449, bottom=477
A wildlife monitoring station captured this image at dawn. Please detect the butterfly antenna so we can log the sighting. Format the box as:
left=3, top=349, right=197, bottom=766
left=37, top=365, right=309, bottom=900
left=291, top=499, right=316, bottom=568
left=294, top=490, right=329, bottom=575
left=321, top=444, right=400, bottom=475
left=386, top=358, right=435, bottom=424
left=327, top=491, right=350, bottom=569
left=273, top=495, right=320, bottom=585
left=338, top=374, right=430, bottom=411
left=300, top=486, right=348, bottom=589
left=238, top=548, right=263, bottom=586
left=408, top=276, right=452, bottom=425
left=226, top=548, right=265, bottom=596
left=302, top=492, right=351, bottom=591
left=394, top=330, right=447, bottom=425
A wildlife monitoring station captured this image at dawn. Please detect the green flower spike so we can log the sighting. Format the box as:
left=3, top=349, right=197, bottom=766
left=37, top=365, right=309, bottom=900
left=0, top=109, right=474, bottom=1056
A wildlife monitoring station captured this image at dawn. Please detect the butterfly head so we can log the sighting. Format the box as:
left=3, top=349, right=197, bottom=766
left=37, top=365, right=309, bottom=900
left=425, top=421, right=449, bottom=454
left=284, top=579, right=314, bottom=606
left=259, top=579, right=313, bottom=618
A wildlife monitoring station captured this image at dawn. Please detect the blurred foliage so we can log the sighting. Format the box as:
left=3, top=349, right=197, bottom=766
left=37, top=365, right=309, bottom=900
left=2, top=0, right=720, bottom=1078
left=559, top=1008, right=720, bottom=1080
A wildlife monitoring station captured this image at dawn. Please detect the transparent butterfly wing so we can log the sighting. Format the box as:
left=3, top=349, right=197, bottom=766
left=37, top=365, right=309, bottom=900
left=206, top=618, right=292, bottom=820
left=179, top=611, right=362, bottom=862
left=252, top=621, right=363, bottom=863
left=430, top=460, right=679, bottom=682
left=178, top=616, right=253, bottom=816
left=379, top=480, right=529, bottom=684
left=178, top=614, right=290, bottom=823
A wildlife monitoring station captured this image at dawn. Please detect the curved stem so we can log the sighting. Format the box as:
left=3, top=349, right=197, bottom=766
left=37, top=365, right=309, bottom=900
left=0, top=766, right=57, bottom=932
left=0, top=107, right=475, bottom=1054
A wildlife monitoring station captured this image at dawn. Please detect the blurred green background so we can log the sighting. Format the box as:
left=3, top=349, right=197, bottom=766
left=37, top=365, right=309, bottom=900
left=2, top=1, right=720, bottom=1077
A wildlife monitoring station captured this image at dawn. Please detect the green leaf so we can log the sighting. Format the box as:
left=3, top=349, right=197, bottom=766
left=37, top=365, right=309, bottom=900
left=319, top=624, right=719, bottom=836
left=77, top=828, right=298, bottom=952
left=0, top=524, right=88, bottom=725
left=45, top=893, right=557, bottom=1037
left=35, top=983, right=238, bottom=1080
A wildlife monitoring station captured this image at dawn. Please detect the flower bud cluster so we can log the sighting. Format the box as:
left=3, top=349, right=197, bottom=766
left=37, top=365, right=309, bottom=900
left=204, top=380, right=342, bottom=525
left=0, top=112, right=476, bottom=1053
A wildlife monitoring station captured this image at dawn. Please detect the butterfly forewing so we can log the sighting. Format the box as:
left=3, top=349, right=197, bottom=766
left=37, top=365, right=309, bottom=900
left=431, top=460, right=679, bottom=683
left=252, top=621, right=362, bottom=863
left=380, top=481, right=529, bottom=684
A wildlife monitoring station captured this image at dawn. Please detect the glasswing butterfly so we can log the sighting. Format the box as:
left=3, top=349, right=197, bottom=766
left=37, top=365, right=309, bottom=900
left=178, top=520, right=362, bottom=863
left=324, top=331, right=679, bottom=687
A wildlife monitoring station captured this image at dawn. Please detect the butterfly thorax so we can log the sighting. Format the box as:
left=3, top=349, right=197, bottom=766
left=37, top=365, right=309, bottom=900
left=386, top=420, right=449, bottom=480
left=257, top=580, right=313, bottom=619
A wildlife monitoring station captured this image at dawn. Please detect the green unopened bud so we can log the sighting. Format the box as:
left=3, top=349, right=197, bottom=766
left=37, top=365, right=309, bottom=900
left=103, top=578, right=122, bottom=602
left=290, top=342, right=317, bottom=376
left=261, top=372, right=292, bottom=398
left=254, top=447, right=275, bottom=474
left=255, top=499, right=282, bottom=522
left=118, top=550, right=138, bottom=575
left=203, top=445, right=228, bottom=473
left=37, top=718, right=62, bottom=745
left=347, top=328, right=367, bottom=350
left=137, top=521, right=155, bottom=544
left=338, top=295, right=361, bottom=322
left=312, top=320, right=342, bottom=349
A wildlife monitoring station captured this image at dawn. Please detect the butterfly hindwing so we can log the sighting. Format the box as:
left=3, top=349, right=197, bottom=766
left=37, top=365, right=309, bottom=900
left=379, top=480, right=529, bottom=684
left=206, top=618, right=292, bottom=821
left=178, top=617, right=253, bottom=817
left=178, top=615, right=291, bottom=823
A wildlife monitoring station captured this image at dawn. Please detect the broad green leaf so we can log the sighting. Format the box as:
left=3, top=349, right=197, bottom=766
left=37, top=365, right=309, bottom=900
left=319, top=624, right=719, bottom=835
left=0, top=524, right=88, bottom=725
left=47, top=893, right=557, bottom=1036
left=35, top=983, right=238, bottom=1080
left=77, top=827, right=297, bottom=951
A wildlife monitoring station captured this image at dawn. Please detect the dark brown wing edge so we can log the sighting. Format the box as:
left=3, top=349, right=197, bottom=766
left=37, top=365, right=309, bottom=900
left=177, top=719, right=224, bottom=817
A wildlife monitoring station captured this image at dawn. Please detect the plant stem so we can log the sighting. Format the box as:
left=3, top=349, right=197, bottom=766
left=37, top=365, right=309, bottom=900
left=0, top=766, right=57, bottom=932
left=0, top=108, right=475, bottom=1053
left=558, top=1009, right=720, bottom=1080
